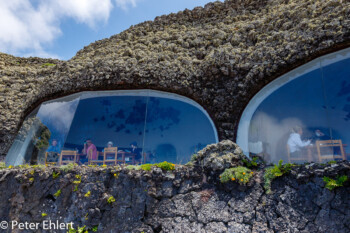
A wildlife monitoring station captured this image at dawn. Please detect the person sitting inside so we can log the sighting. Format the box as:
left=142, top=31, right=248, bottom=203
left=287, top=126, right=311, bottom=158
left=47, top=139, right=60, bottom=153
left=46, top=139, right=60, bottom=163
left=103, top=141, right=116, bottom=160
left=313, top=129, right=331, bottom=141
left=81, top=139, right=98, bottom=164
left=130, top=141, right=142, bottom=163
left=103, top=141, right=114, bottom=151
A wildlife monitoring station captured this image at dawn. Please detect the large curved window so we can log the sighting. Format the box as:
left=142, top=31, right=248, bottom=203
left=6, top=90, right=218, bottom=166
left=237, top=48, right=350, bottom=164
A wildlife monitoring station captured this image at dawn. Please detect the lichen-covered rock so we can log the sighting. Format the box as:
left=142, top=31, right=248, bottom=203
left=0, top=154, right=350, bottom=232
left=1, top=0, right=350, bottom=159
left=193, top=140, right=247, bottom=172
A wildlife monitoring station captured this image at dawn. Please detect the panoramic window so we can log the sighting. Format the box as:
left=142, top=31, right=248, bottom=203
left=237, top=48, right=350, bottom=164
left=5, top=90, right=218, bottom=166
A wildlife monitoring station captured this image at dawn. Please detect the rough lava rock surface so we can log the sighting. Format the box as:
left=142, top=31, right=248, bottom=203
left=1, top=0, right=350, bottom=158
left=0, top=141, right=349, bottom=233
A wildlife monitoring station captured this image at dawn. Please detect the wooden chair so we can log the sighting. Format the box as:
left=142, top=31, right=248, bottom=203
left=59, top=150, right=77, bottom=165
left=286, top=144, right=311, bottom=163
left=45, top=152, right=59, bottom=165
left=103, top=147, right=120, bottom=165
left=316, top=140, right=345, bottom=162
left=88, top=150, right=104, bottom=165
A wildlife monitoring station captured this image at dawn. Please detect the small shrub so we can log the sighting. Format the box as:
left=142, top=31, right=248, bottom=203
left=327, top=160, right=337, bottom=165
left=53, top=189, right=61, bottom=198
left=84, top=191, right=91, bottom=198
left=219, top=166, right=253, bottom=185
left=52, top=171, right=60, bottom=179
left=73, top=185, right=79, bottom=192
left=29, top=169, right=35, bottom=175
left=156, top=161, right=175, bottom=171
left=41, top=213, right=47, bottom=217
left=107, top=196, right=116, bottom=204
left=91, top=226, right=98, bottom=232
left=323, top=175, right=348, bottom=190
left=242, top=157, right=259, bottom=168
left=29, top=177, right=34, bottom=182
left=264, top=160, right=293, bottom=194
left=140, top=164, right=152, bottom=171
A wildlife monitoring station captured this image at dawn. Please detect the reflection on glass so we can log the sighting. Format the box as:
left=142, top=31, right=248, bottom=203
left=322, top=55, right=350, bottom=161
left=5, top=96, right=80, bottom=166
left=239, top=48, right=350, bottom=164
left=5, top=90, right=218, bottom=166
left=143, top=97, right=217, bottom=164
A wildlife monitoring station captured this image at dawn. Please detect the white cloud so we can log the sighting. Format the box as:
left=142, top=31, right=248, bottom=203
left=0, top=0, right=138, bottom=58
left=115, top=0, right=138, bottom=11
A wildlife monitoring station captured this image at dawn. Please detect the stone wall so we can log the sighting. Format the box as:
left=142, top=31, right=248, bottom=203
left=0, top=141, right=349, bottom=233
left=1, top=0, right=350, bottom=157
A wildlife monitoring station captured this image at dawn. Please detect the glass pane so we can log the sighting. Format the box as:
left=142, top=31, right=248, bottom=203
left=5, top=107, right=39, bottom=166
left=322, top=53, right=350, bottom=161
left=143, top=96, right=217, bottom=164
left=64, top=95, right=147, bottom=164
left=248, top=67, right=330, bottom=164
left=5, top=96, right=80, bottom=166
left=6, top=90, right=218, bottom=166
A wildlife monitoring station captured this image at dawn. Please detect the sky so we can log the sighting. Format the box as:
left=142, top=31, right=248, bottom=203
left=0, top=0, right=220, bottom=60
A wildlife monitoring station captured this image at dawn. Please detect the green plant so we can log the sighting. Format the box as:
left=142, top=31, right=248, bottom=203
left=84, top=191, right=91, bottom=197
left=327, top=160, right=337, bottom=165
left=73, top=175, right=82, bottom=184
left=17, top=164, right=31, bottom=169
left=68, top=225, right=88, bottom=233
left=242, top=157, right=259, bottom=168
left=41, top=63, right=55, bottom=67
left=91, top=226, right=98, bottom=232
left=53, top=189, right=61, bottom=198
left=190, top=153, right=198, bottom=162
left=125, top=165, right=140, bottom=170
left=323, top=175, right=348, bottom=190
left=156, top=161, right=175, bottom=171
left=219, top=166, right=253, bottom=185
left=29, top=177, right=34, bottom=182
left=60, top=163, right=76, bottom=172
left=113, top=172, right=119, bottom=178
left=140, top=164, right=153, bottom=171
left=264, top=160, right=293, bottom=194
left=52, top=171, right=60, bottom=179
left=0, top=162, right=6, bottom=169
left=31, top=164, right=46, bottom=170
left=107, top=196, right=116, bottom=204
left=72, top=174, right=82, bottom=191
left=41, top=213, right=47, bottom=217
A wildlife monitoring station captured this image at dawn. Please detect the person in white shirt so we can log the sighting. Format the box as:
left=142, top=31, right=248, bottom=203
left=287, top=126, right=311, bottom=157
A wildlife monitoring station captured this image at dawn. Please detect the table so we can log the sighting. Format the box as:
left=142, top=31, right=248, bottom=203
left=118, top=151, right=136, bottom=164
